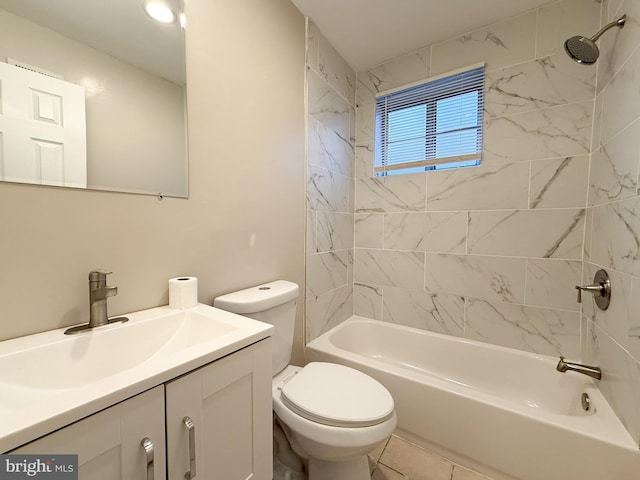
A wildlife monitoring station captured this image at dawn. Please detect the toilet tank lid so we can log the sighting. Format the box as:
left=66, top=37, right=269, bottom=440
left=213, top=280, right=299, bottom=314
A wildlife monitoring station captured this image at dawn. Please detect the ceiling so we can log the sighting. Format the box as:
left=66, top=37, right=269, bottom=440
left=0, top=1, right=557, bottom=83
left=0, top=0, right=185, bottom=84
left=290, top=0, right=555, bottom=71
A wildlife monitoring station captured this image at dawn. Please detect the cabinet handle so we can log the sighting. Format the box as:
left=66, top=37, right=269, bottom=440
left=141, top=437, right=154, bottom=480
left=183, top=416, right=196, bottom=479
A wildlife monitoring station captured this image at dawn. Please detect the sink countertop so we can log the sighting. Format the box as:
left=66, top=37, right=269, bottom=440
left=0, top=303, right=273, bottom=452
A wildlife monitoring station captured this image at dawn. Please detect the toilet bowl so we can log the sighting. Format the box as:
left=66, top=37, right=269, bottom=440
left=273, top=364, right=396, bottom=479
left=214, top=280, right=397, bottom=480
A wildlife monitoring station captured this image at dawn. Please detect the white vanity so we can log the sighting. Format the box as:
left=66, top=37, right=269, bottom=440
left=0, top=304, right=273, bottom=480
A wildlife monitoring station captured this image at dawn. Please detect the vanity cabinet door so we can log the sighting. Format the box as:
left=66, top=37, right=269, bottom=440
left=166, top=339, right=272, bottom=480
left=11, top=386, right=165, bottom=480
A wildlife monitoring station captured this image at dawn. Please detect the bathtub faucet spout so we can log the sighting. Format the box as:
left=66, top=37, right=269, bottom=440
left=556, top=356, right=602, bottom=380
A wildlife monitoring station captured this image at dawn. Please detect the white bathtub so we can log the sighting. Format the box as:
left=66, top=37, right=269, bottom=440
left=306, top=317, right=640, bottom=480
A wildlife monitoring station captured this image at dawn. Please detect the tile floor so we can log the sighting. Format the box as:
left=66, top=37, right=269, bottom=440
left=368, top=434, right=493, bottom=480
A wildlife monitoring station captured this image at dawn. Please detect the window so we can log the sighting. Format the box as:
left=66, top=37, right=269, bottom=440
left=374, top=64, right=485, bottom=176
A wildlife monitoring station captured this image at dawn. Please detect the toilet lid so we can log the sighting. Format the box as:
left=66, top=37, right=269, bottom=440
left=280, top=362, right=394, bottom=427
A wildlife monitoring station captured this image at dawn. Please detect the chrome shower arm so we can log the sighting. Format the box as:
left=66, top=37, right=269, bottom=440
left=591, top=14, right=626, bottom=42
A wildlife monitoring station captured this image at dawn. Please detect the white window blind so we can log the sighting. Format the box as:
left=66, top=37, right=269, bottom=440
left=374, top=64, right=485, bottom=175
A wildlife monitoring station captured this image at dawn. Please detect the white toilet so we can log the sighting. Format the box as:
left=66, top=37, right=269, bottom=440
left=214, top=280, right=397, bottom=480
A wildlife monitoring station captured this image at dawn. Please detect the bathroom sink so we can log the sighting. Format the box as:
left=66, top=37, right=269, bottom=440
left=0, top=304, right=273, bottom=451
left=0, top=309, right=236, bottom=390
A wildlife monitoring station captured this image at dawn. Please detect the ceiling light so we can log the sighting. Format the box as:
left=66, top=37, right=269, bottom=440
left=144, top=1, right=176, bottom=24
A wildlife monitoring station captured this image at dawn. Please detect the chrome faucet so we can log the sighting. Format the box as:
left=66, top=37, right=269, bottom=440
left=556, top=356, right=602, bottom=380
left=65, top=270, right=128, bottom=334
left=89, top=270, right=118, bottom=327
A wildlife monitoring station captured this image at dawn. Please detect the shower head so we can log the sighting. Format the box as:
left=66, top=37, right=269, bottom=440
left=564, top=14, right=626, bottom=65
left=564, top=36, right=600, bottom=64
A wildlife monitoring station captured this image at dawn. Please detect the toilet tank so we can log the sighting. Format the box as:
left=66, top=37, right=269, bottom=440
left=213, top=280, right=299, bottom=375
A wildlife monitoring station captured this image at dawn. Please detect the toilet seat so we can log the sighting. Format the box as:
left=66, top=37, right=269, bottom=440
left=280, top=362, right=394, bottom=428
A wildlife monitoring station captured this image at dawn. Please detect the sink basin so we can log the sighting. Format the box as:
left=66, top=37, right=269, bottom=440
left=0, top=310, right=237, bottom=390
left=0, top=303, right=273, bottom=452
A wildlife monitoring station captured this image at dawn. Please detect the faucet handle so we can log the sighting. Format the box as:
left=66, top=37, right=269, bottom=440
left=575, top=284, right=602, bottom=303
left=575, top=269, right=611, bottom=311
left=89, top=270, right=112, bottom=282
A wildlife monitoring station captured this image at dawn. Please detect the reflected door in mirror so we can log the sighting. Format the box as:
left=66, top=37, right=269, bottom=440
left=0, top=61, right=86, bottom=187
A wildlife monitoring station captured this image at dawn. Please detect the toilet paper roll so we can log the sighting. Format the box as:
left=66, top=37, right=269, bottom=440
left=169, top=277, right=198, bottom=309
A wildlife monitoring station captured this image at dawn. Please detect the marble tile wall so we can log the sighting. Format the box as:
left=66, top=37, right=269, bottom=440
left=305, top=21, right=356, bottom=342
left=583, top=0, right=640, bottom=446
left=304, top=0, right=640, bottom=447
left=353, top=0, right=601, bottom=361
left=350, top=0, right=640, bottom=446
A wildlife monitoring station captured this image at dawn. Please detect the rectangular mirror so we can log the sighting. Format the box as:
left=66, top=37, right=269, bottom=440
left=0, top=0, right=188, bottom=198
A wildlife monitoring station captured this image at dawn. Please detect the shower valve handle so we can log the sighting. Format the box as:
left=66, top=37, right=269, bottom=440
left=575, top=269, right=611, bottom=310
left=575, top=284, right=604, bottom=303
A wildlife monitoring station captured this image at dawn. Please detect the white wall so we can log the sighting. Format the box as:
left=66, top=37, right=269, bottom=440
left=0, top=0, right=306, bottom=364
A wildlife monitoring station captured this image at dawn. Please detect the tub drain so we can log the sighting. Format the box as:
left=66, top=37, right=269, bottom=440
left=581, top=392, right=591, bottom=411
